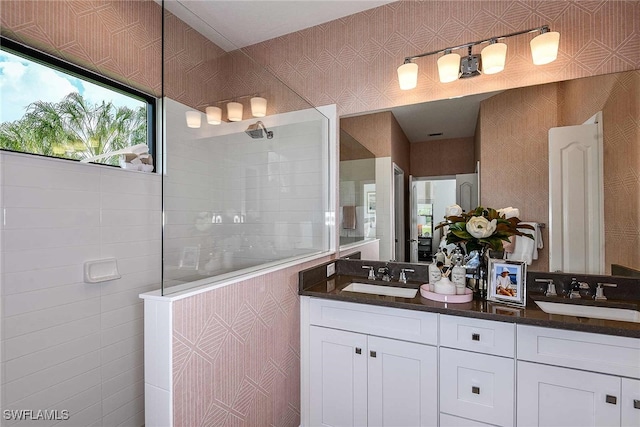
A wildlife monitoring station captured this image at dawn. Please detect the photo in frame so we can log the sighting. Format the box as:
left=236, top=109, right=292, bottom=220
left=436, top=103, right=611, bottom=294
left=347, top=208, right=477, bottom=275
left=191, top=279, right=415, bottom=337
left=367, top=191, right=376, bottom=213
left=488, top=259, right=526, bottom=306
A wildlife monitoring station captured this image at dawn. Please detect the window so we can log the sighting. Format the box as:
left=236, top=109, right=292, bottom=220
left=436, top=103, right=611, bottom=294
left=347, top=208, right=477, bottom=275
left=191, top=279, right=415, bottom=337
left=0, top=37, right=155, bottom=167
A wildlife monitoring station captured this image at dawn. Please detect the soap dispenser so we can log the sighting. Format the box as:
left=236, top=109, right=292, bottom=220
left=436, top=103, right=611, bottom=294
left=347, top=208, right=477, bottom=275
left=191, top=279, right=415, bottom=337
left=451, top=259, right=466, bottom=294
left=428, top=258, right=442, bottom=291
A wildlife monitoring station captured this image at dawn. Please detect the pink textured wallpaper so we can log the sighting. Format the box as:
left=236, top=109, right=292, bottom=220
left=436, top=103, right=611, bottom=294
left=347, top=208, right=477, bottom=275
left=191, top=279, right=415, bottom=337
left=243, top=0, right=640, bottom=117
left=172, top=257, right=331, bottom=427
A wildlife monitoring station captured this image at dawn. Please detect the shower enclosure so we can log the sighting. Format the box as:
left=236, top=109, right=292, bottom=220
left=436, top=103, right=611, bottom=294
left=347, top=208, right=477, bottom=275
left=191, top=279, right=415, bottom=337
left=161, top=2, right=333, bottom=295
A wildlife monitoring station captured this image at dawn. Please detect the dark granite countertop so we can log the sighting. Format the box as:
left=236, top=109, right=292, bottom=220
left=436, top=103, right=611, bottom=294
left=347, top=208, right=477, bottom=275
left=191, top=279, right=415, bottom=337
left=300, top=273, right=640, bottom=339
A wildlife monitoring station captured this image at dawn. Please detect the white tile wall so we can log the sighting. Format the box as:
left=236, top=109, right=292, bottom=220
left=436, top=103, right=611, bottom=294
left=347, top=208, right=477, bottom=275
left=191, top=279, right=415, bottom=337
left=0, top=151, right=161, bottom=427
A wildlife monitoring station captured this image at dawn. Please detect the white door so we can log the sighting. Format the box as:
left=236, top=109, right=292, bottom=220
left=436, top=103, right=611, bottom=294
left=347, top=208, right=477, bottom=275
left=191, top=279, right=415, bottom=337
left=409, top=175, right=419, bottom=263
left=517, top=361, right=621, bottom=427
left=622, top=378, right=640, bottom=427
left=549, top=122, right=603, bottom=273
left=367, top=336, right=437, bottom=427
left=455, top=173, right=478, bottom=213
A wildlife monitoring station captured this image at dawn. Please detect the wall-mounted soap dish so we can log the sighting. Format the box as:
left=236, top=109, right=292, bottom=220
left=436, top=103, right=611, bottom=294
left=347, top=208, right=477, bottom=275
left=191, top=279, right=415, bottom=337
left=84, top=258, right=121, bottom=283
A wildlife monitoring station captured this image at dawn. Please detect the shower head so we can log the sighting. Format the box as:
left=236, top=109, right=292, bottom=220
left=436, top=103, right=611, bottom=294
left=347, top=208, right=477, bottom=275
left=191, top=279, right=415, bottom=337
left=245, top=121, right=274, bottom=139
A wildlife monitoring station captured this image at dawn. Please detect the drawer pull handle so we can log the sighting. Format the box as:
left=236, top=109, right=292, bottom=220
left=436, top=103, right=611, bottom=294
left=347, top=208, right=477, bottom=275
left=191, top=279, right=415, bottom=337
left=355, top=347, right=361, bottom=355
left=370, top=351, right=377, bottom=358
left=472, top=386, right=480, bottom=395
left=472, top=333, right=480, bottom=341
left=633, top=399, right=640, bottom=409
left=606, top=395, right=617, bottom=405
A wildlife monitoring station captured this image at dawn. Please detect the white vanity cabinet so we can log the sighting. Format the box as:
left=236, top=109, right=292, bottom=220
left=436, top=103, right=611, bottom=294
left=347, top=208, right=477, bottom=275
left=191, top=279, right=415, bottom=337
left=302, top=297, right=438, bottom=427
left=439, top=315, right=516, bottom=427
left=516, top=325, right=640, bottom=427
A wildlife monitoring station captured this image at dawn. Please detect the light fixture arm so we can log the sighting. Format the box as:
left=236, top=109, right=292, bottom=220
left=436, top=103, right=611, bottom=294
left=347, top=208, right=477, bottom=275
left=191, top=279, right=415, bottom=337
left=403, top=25, right=550, bottom=63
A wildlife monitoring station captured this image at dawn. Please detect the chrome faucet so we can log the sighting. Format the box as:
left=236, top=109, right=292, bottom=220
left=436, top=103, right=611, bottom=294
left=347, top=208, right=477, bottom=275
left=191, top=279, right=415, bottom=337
left=378, top=265, right=391, bottom=282
left=398, top=268, right=415, bottom=284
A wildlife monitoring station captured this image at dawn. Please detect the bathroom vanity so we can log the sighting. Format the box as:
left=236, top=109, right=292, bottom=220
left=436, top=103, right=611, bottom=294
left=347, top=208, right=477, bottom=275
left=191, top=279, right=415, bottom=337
left=299, top=260, right=640, bottom=427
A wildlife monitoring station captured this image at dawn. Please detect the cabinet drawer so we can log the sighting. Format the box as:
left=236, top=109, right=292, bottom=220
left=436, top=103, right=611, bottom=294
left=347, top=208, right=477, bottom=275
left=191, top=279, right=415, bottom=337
left=309, top=298, right=438, bottom=345
left=440, top=413, right=498, bottom=427
left=440, top=348, right=514, bottom=427
left=440, top=314, right=515, bottom=357
left=517, top=324, right=640, bottom=378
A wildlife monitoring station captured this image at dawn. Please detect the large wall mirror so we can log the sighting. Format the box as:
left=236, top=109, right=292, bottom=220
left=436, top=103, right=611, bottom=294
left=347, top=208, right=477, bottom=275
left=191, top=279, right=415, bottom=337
left=340, top=69, right=639, bottom=277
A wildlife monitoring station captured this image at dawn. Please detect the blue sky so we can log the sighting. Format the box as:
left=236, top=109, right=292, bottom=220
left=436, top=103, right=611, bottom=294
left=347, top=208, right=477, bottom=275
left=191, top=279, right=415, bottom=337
left=0, top=50, right=145, bottom=123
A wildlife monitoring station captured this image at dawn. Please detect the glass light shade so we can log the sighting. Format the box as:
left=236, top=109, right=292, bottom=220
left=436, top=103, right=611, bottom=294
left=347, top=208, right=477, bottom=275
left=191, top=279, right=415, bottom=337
left=205, top=106, right=222, bottom=125
left=397, top=62, right=418, bottom=90
left=227, top=102, right=243, bottom=122
left=250, top=97, right=267, bottom=117
left=530, top=31, right=560, bottom=65
left=437, top=52, right=461, bottom=83
left=185, top=110, right=201, bottom=128
left=481, top=42, right=507, bottom=74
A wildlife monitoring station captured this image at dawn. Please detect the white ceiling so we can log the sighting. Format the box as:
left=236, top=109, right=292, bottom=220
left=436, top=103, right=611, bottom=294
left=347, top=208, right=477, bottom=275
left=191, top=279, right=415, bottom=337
left=163, top=0, right=397, bottom=51
left=391, top=91, right=502, bottom=143
left=163, top=0, right=496, bottom=143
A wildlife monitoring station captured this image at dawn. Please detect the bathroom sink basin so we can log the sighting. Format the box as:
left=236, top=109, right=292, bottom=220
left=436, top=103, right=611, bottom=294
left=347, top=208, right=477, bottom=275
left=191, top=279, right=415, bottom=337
left=534, top=300, right=640, bottom=323
left=341, top=283, right=418, bottom=298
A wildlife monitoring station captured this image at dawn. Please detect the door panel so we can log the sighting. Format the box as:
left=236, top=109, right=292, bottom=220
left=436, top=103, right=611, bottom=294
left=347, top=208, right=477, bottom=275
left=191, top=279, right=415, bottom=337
left=517, top=361, right=621, bottom=427
left=367, top=335, right=437, bottom=427
left=309, top=326, right=368, bottom=427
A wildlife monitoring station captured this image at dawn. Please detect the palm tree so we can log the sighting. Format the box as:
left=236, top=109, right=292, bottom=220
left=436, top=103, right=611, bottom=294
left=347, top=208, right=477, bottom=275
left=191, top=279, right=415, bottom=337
left=0, top=92, right=147, bottom=165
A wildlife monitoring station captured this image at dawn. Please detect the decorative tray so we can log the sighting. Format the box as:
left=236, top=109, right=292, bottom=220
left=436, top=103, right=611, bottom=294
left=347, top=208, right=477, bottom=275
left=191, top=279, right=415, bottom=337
left=420, top=284, right=473, bottom=303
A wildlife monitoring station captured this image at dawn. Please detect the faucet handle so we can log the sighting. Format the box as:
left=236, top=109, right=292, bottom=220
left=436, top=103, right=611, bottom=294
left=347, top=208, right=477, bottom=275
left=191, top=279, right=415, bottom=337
left=594, top=283, right=617, bottom=301
left=362, top=265, right=376, bottom=280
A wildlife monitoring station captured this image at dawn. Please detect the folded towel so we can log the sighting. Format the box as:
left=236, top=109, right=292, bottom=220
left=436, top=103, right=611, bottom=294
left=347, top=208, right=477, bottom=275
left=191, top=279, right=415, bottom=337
left=506, top=222, right=543, bottom=265
left=342, top=206, right=356, bottom=229
left=498, top=207, right=520, bottom=219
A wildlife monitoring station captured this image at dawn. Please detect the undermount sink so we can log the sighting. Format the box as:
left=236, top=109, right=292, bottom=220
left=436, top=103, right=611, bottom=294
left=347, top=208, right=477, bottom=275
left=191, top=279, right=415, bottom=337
left=341, top=282, right=418, bottom=299
left=534, top=300, right=640, bottom=323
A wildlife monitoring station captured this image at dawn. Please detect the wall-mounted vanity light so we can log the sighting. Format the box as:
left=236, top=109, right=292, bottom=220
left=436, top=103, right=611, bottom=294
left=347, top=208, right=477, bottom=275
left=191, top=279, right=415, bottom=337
left=397, top=25, right=560, bottom=88
left=187, top=95, right=269, bottom=127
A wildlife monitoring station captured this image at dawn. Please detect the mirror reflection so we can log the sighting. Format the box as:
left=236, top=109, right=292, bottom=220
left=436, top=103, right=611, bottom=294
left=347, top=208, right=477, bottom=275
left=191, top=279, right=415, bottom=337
left=340, top=70, right=639, bottom=277
left=339, top=129, right=377, bottom=247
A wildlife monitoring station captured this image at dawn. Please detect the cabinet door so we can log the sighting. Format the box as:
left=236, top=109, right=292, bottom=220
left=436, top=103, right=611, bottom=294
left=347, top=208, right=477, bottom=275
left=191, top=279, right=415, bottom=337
left=367, top=335, right=437, bottom=427
left=309, top=326, right=368, bottom=427
left=622, top=378, right=640, bottom=427
left=517, top=361, right=621, bottom=427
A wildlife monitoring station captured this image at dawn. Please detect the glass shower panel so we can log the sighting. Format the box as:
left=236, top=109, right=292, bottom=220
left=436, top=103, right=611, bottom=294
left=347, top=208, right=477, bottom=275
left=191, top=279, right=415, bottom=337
left=162, top=2, right=332, bottom=295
